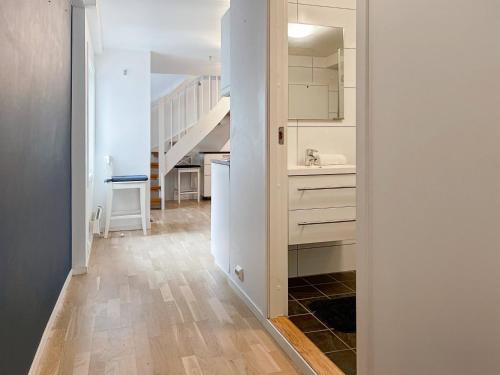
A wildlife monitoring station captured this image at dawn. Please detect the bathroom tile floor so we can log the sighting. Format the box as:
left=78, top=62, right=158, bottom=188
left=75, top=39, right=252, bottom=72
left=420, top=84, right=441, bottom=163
left=288, top=271, right=357, bottom=375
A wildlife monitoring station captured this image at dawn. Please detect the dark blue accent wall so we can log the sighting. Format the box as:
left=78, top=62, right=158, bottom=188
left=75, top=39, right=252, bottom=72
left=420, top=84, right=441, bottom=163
left=0, top=0, right=72, bottom=373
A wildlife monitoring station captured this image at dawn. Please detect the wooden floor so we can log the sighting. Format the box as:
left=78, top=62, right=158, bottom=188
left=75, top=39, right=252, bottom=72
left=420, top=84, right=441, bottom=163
left=271, top=317, right=343, bottom=375
left=34, top=201, right=299, bottom=375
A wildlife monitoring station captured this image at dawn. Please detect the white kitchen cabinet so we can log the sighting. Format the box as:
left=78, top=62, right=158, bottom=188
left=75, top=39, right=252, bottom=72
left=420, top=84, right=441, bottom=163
left=211, top=161, right=230, bottom=274
left=221, top=9, right=230, bottom=97
left=202, top=153, right=230, bottom=198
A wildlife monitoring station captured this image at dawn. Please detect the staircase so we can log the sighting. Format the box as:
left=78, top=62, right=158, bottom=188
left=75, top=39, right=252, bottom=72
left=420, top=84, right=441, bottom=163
left=150, top=152, right=161, bottom=209
left=151, top=75, right=230, bottom=209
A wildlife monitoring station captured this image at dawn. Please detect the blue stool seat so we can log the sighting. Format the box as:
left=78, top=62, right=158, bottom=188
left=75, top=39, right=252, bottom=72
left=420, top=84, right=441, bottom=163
left=174, top=165, right=201, bottom=169
left=105, top=175, right=148, bottom=183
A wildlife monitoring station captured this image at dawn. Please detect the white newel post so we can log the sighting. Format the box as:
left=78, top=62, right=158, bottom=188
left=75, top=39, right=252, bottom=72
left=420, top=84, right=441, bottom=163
left=170, top=100, right=173, bottom=150
left=158, top=98, right=166, bottom=210
left=215, top=76, right=219, bottom=103
left=208, top=75, right=212, bottom=110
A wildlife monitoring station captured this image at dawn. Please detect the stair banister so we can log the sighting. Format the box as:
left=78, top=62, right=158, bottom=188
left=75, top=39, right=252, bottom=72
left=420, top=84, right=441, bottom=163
left=158, top=98, right=166, bottom=210
left=153, top=74, right=226, bottom=209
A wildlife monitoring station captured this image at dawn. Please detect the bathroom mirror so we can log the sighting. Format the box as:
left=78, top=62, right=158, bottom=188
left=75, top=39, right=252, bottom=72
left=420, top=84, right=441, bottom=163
left=288, top=23, right=344, bottom=120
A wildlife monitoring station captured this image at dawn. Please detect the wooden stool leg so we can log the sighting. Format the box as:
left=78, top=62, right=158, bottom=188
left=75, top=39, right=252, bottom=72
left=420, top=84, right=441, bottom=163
left=140, top=184, right=147, bottom=236
left=104, top=183, right=113, bottom=239
left=197, top=169, right=200, bottom=203
left=178, top=169, right=181, bottom=205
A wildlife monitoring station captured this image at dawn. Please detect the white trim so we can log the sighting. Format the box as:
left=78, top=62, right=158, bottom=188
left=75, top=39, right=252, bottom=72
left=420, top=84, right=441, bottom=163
left=222, top=268, right=316, bottom=375
left=72, top=266, right=88, bottom=275
left=71, top=6, right=88, bottom=275
left=28, top=271, right=73, bottom=375
left=356, top=0, right=371, bottom=373
left=267, top=0, right=290, bottom=319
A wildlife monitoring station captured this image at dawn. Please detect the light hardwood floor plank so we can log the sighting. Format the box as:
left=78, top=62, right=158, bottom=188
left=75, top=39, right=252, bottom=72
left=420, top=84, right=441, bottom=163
left=32, top=201, right=299, bottom=375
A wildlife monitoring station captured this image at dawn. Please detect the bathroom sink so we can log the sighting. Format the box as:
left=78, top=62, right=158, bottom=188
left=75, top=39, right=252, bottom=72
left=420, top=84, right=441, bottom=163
left=288, top=164, right=356, bottom=176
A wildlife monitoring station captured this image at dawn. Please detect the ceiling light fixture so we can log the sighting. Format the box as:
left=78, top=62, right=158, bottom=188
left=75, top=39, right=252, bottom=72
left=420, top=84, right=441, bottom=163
left=288, top=23, right=316, bottom=38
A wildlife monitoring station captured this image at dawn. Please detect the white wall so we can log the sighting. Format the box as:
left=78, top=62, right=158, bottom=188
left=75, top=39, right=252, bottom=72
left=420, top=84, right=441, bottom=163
left=95, top=49, right=151, bottom=230
left=287, top=0, right=357, bottom=276
left=229, top=0, right=269, bottom=316
left=359, top=1, right=500, bottom=374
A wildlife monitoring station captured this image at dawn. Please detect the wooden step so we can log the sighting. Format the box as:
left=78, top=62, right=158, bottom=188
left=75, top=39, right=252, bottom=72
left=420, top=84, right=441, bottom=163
left=271, top=317, right=344, bottom=375
left=150, top=197, right=161, bottom=205
left=150, top=162, right=159, bottom=168
left=151, top=151, right=159, bottom=156
left=150, top=185, right=160, bottom=191
left=151, top=174, right=159, bottom=180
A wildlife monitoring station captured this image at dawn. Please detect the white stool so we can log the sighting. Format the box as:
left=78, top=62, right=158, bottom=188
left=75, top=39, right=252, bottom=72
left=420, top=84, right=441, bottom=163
left=175, top=165, right=201, bottom=204
left=104, top=156, right=148, bottom=238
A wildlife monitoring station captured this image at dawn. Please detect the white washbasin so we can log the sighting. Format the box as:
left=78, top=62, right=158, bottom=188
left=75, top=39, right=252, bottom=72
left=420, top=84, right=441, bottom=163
left=288, top=164, right=356, bottom=176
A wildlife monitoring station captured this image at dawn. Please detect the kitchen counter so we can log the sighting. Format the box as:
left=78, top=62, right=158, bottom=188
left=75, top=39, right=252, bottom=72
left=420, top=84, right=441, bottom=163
left=288, top=164, right=356, bottom=176
left=212, top=159, right=230, bottom=167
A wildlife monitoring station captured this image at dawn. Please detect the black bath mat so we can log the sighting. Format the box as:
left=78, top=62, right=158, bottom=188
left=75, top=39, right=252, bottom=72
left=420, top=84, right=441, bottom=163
left=309, top=296, right=356, bottom=333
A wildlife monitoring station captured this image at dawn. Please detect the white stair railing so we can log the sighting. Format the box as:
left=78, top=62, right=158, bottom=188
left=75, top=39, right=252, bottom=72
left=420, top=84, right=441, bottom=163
left=152, top=75, right=223, bottom=208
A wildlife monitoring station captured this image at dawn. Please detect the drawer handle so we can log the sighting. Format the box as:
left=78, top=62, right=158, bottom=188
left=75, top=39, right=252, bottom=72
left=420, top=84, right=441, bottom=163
left=297, top=186, right=356, bottom=191
left=298, top=219, right=356, bottom=226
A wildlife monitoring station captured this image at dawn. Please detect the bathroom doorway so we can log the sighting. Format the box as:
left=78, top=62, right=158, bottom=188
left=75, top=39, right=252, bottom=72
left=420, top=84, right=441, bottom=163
left=268, top=1, right=358, bottom=374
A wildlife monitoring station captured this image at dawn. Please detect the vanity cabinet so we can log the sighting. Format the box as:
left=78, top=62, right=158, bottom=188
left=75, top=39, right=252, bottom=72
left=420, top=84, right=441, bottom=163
left=288, top=171, right=356, bottom=245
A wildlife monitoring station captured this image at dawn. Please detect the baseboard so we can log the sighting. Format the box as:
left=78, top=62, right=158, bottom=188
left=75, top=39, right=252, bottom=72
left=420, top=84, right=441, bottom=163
left=72, top=265, right=87, bottom=275
left=107, top=222, right=143, bottom=232
left=28, top=270, right=73, bottom=375
left=271, top=317, right=344, bottom=375
left=220, top=266, right=316, bottom=375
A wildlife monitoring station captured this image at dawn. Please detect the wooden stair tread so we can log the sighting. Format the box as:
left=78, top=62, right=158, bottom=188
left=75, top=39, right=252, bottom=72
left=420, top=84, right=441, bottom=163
left=150, top=197, right=161, bottom=204
left=151, top=151, right=159, bottom=155
left=151, top=174, right=159, bottom=179
left=150, top=162, right=159, bottom=168
left=150, top=185, right=160, bottom=191
left=271, top=316, right=344, bottom=375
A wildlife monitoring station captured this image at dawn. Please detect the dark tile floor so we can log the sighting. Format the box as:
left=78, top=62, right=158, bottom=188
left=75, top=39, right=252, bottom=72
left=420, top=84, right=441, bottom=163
left=288, top=271, right=356, bottom=375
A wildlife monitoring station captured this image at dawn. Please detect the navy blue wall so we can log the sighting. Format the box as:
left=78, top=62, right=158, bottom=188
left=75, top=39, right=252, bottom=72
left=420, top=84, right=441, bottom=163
left=0, top=0, right=72, bottom=373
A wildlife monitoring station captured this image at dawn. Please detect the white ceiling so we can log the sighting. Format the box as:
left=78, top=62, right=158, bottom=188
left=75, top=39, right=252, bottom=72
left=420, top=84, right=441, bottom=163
left=98, top=0, right=230, bottom=62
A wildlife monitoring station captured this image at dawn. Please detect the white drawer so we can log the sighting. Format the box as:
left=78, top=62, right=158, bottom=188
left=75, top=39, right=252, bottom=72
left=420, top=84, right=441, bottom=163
left=289, top=207, right=356, bottom=245
left=289, top=174, right=356, bottom=210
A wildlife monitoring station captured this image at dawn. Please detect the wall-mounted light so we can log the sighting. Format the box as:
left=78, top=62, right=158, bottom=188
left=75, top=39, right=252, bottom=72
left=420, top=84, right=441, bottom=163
left=288, top=23, right=316, bottom=38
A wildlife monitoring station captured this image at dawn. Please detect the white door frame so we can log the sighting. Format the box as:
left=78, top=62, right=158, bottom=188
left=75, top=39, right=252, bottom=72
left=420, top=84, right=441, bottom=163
left=267, top=0, right=289, bottom=319
left=266, top=0, right=372, bottom=372
left=72, top=2, right=96, bottom=275
left=71, top=4, right=88, bottom=275
left=355, top=0, right=372, bottom=373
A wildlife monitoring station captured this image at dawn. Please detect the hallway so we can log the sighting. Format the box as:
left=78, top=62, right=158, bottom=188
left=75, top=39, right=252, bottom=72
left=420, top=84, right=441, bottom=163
left=34, top=202, right=299, bottom=375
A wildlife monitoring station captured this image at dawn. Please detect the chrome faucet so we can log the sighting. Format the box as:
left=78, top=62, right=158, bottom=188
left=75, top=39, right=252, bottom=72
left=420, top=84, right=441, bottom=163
left=305, top=149, right=319, bottom=166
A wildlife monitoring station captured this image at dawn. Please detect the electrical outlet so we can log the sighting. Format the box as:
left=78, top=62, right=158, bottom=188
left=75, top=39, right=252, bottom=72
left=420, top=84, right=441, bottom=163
left=234, top=265, right=244, bottom=281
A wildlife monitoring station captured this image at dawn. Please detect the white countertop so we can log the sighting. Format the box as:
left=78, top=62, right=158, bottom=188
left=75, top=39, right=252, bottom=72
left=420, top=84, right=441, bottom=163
left=288, top=164, right=356, bottom=176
